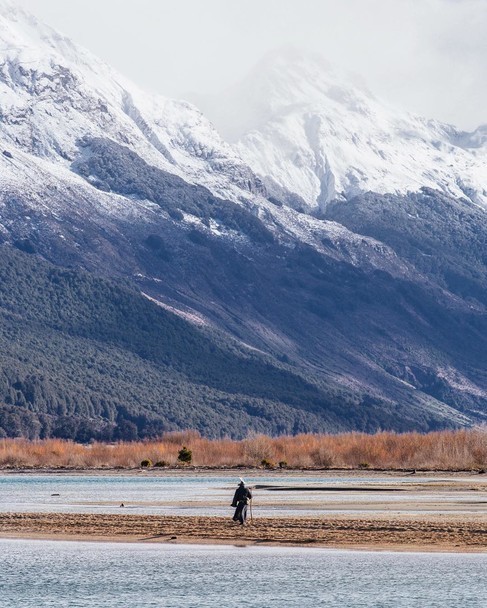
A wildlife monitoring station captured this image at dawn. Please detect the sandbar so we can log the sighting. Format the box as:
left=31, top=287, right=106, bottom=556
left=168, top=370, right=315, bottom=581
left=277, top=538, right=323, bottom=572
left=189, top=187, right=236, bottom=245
left=1, top=512, right=486, bottom=553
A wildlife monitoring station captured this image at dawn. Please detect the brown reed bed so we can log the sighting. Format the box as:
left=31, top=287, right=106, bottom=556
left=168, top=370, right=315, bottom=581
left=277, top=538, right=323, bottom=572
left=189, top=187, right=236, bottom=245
left=0, top=428, right=486, bottom=471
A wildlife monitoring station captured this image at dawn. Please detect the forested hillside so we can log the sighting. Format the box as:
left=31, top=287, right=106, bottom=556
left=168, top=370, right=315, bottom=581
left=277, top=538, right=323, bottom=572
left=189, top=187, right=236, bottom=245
left=0, top=245, right=368, bottom=440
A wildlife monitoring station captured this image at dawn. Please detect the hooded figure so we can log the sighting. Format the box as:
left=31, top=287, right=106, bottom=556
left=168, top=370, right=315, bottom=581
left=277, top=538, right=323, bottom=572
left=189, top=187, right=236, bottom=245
left=231, top=478, right=252, bottom=525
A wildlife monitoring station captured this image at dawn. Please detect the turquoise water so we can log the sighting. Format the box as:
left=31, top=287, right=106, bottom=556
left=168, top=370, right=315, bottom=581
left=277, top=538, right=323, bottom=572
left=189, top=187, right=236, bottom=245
left=0, top=473, right=231, bottom=515
left=1, top=473, right=483, bottom=517
left=0, top=539, right=486, bottom=607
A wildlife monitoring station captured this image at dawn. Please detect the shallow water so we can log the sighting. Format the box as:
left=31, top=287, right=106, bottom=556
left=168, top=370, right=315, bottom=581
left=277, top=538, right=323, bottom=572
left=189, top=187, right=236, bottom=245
left=0, top=473, right=484, bottom=517
left=1, top=539, right=486, bottom=607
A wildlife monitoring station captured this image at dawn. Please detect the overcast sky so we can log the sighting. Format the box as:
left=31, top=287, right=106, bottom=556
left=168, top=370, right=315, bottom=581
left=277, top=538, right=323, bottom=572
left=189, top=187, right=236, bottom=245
left=16, top=0, right=487, bottom=131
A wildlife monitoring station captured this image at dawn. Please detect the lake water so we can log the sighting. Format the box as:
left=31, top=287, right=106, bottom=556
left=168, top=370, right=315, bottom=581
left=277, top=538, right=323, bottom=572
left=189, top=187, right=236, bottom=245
left=0, top=473, right=484, bottom=517
left=1, top=539, right=486, bottom=607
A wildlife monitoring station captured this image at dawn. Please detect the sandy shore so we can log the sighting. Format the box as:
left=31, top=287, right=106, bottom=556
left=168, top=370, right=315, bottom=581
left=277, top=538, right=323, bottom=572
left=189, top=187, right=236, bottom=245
left=1, top=471, right=486, bottom=551
left=1, top=512, right=486, bottom=552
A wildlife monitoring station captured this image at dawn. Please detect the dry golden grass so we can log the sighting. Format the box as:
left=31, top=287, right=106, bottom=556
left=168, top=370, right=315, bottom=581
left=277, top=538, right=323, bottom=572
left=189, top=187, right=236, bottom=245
left=0, top=428, right=486, bottom=470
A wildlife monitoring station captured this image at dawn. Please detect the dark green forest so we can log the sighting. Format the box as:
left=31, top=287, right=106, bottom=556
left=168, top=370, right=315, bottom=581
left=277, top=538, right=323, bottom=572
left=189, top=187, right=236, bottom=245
left=0, top=244, right=363, bottom=440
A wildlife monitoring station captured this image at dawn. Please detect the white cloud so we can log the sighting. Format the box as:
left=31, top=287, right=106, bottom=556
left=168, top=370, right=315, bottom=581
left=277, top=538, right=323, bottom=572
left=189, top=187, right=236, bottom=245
left=15, top=0, right=487, bottom=129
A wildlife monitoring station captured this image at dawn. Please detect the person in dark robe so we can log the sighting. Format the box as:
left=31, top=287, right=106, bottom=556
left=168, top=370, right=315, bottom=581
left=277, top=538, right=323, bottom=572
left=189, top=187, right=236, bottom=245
left=231, top=478, right=252, bottom=525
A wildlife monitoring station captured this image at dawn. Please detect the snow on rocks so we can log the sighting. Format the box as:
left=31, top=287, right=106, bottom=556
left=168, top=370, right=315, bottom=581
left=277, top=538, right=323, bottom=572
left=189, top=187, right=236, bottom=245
left=0, top=2, right=263, bottom=206
left=201, top=49, right=487, bottom=211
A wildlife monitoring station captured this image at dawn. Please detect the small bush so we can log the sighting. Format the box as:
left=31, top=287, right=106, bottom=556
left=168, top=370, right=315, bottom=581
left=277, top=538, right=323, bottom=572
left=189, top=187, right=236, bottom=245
left=358, top=462, right=370, bottom=469
left=261, top=458, right=275, bottom=469
left=154, top=460, right=169, bottom=468
left=140, top=459, right=153, bottom=468
left=278, top=460, right=288, bottom=469
left=177, top=446, right=192, bottom=464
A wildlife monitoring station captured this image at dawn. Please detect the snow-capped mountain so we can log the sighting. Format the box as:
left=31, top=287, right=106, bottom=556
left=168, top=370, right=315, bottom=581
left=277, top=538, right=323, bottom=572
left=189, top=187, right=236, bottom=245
left=200, top=49, right=487, bottom=212
left=0, top=3, right=417, bottom=259
left=0, top=3, right=486, bottom=436
left=0, top=2, right=265, bottom=202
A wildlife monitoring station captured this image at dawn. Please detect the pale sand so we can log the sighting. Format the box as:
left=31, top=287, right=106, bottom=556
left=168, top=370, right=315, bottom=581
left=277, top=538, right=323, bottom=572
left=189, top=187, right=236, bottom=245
left=1, top=512, right=486, bottom=552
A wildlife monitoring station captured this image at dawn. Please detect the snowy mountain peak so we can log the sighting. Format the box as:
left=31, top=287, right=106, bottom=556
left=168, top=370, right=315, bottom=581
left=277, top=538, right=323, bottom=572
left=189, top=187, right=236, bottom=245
left=243, top=48, right=372, bottom=111
left=197, top=48, right=372, bottom=143
left=0, top=2, right=95, bottom=79
left=0, top=3, right=264, bottom=201
left=1, top=6, right=487, bottom=216
left=201, top=49, right=487, bottom=211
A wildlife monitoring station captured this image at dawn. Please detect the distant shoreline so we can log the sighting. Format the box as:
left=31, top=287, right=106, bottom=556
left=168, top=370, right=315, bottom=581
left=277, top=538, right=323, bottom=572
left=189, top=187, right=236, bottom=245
left=1, top=512, right=485, bottom=553
left=1, top=467, right=486, bottom=475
